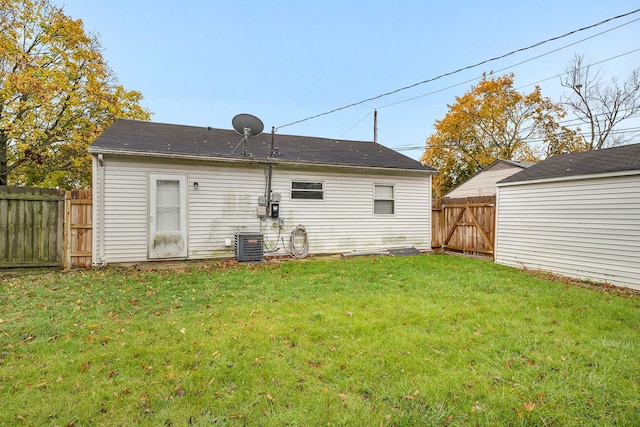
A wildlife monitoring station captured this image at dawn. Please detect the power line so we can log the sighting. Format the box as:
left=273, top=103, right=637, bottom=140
left=394, top=124, right=640, bottom=152
left=376, top=19, right=640, bottom=110
left=275, top=8, right=640, bottom=131
left=517, top=47, right=640, bottom=91
left=384, top=48, right=640, bottom=146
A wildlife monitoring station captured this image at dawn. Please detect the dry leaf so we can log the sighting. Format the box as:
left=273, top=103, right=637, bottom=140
left=523, top=401, right=535, bottom=411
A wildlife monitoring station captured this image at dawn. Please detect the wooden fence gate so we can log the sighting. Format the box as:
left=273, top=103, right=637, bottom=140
left=0, top=187, right=65, bottom=267
left=0, top=186, right=92, bottom=269
left=432, top=196, right=496, bottom=257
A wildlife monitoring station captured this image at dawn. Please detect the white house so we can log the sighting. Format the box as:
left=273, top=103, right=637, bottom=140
left=445, top=159, right=533, bottom=198
left=88, top=119, right=436, bottom=265
left=495, top=143, right=640, bottom=290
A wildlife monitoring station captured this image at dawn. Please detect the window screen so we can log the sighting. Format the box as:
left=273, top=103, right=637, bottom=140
left=374, top=184, right=394, bottom=214
left=291, top=182, right=323, bottom=200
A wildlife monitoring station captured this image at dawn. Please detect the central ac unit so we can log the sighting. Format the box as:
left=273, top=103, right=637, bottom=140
left=235, top=232, right=263, bottom=262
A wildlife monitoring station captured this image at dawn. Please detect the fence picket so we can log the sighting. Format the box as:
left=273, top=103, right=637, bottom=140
left=431, top=196, right=496, bottom=257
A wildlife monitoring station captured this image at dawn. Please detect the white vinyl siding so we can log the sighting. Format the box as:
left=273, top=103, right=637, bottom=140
left=495, top=173, right=640, bottom=290
left=446, top=163, right=524, bottom=198
left=94, top=156, right=431, bottom=264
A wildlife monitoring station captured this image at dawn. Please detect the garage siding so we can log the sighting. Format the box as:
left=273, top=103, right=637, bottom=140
left=495, top=174, right=640, bottom=290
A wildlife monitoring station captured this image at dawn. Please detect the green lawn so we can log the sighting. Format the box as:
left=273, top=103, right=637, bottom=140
left=1, top=254, right=639, bottom=426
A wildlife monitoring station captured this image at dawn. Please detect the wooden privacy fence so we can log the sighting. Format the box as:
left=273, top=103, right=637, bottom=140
left=432, top=196, right=496, bottom=257
left=0, top=186, right=92, bottom=269
left=0, top=187, right=65, bottom=267
left=64, top=189, right=93, bottom=268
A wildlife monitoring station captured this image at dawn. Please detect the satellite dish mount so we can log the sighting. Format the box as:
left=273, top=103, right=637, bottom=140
left=232, top=114, right=264, bottom=157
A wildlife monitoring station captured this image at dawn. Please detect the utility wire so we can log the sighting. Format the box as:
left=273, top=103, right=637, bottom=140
left=377, top=19, right=640, bottom=110
left=394, top=123, right=640, bottom=152
left=339, top=110, right=372, bottom=138
left=390, top=47, right=640, bottom=143
left=517, top=47, right=640, bottom=90
left=275, top=8, right=640, bottom=131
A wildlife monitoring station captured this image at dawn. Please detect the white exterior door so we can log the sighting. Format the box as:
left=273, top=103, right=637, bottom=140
left=149, top=174, right=187, bottom=259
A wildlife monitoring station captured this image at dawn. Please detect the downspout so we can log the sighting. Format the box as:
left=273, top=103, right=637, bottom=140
left=97, top=153, right=106, bottom=266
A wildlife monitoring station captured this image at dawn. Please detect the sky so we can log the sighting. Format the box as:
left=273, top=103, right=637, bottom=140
left=57, top=0, right=640, bottom=160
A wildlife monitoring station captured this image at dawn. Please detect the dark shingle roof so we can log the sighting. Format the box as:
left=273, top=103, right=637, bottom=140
left=88, top=119, right=434, bottom=173
left=500, top=159, right=536, bottom=168
left=499, top=143, right=640, bottom=184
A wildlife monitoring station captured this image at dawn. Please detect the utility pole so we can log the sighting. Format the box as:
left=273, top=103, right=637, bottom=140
left=373, top=109, right=378, bottom=143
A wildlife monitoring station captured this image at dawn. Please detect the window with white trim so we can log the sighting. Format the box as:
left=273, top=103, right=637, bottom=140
left=374, top=184, right=394, bottom=214
left=291, top=181, right=323, bottom=200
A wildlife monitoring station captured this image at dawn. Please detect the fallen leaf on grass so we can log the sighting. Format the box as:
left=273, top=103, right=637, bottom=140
left=471, top=403, right=484, bottom=412
left=308, top=360, right=321, bottom=368
left=522, top=401, right=535, bottom=411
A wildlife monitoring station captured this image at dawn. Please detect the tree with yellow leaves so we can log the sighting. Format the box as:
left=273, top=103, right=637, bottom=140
left=422, top=73, right=584, bottom=197
left=0, top=0, right=151, bottom=188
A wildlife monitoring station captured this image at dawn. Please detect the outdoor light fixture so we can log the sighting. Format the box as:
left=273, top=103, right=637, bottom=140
left=193, top=182, right=199, bottom=190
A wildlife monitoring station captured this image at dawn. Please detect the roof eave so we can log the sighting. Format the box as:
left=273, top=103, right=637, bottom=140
left=497, top=169, right=640, bottom=187
left=88, top=147, right=436, bottom=175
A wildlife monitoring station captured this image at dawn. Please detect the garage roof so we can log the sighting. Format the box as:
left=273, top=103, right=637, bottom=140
left=499, top=143, right=640, bottom=184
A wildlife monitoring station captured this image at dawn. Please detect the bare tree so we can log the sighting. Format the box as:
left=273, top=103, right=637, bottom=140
left=561, top=54, right=640, bottom=150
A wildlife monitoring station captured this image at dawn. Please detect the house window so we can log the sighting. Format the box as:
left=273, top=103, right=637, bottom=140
left=291, top=181, right=323, bottom=200
left=374, top=184, right=394, bottom=214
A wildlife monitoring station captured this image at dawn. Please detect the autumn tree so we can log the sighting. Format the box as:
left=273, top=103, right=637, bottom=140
left=0, top=0, right=150, bottom=188
left=422, top=73, right=584, bottom=197
left=561, top=54, right=640, bottom=150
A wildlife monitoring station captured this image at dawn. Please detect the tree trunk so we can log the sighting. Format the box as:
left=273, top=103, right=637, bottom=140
left=0, top=130, right=8, bottom=185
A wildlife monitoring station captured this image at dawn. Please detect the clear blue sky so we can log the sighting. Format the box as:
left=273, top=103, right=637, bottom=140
left=58, top=0, right=640, bottom=159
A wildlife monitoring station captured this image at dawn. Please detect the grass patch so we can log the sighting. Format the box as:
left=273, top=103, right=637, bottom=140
left=1, top=254, right=639, bottom=426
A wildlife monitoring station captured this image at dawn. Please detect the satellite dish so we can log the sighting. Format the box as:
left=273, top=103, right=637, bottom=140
left=232, top=114, right=264, bottom=137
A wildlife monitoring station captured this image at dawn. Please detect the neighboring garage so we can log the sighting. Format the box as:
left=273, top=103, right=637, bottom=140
left=495, top=143, right=640, bottom=291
